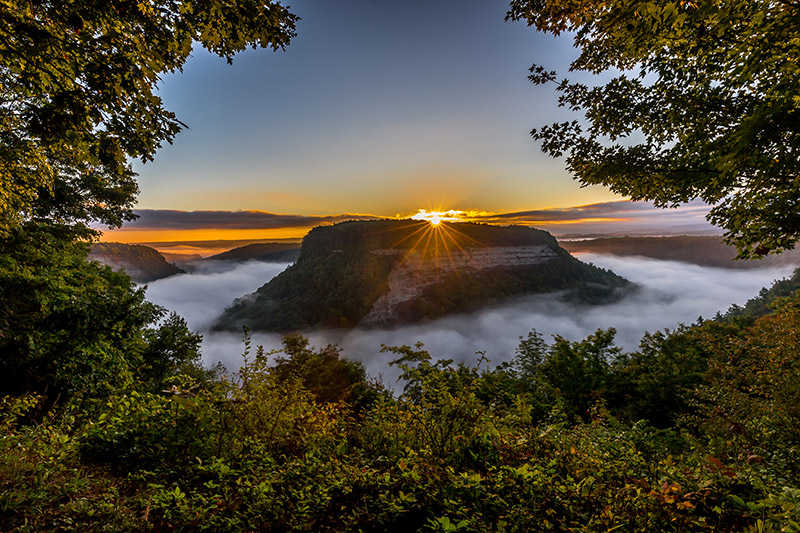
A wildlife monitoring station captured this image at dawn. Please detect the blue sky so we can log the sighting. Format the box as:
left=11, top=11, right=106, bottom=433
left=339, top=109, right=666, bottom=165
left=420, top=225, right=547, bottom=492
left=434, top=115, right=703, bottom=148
left=103, top=0, right=717, bottom=246
left=132, top=0, right=620, bottom=215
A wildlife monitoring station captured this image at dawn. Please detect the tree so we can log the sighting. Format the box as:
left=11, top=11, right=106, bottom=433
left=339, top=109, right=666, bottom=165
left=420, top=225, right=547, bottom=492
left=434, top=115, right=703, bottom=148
left=0, top=0, right=297, bottom=236
left=0, top=0, right=298, bottom=402
left=0, top=223, right=204, bottom=402
left=271, top=334, right=383, bottom=412
left=507, top=1, right=800, bottom=257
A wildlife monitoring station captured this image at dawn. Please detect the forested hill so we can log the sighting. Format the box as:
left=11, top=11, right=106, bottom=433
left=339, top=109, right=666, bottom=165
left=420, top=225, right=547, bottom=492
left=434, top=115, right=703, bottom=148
left=206, top=242, right=301, bottom=263
left=89, top=243, right=185, bottom=283
left=214, top=219, right=631, bottom=332
left=562, top=236, right=800, bottom=268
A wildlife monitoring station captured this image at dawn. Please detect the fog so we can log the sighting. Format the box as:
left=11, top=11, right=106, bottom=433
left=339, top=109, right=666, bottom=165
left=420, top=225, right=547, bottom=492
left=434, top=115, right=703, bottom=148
left=144, top=255, right=795, bottom=384
left=144, top=260, right=291, bottom=330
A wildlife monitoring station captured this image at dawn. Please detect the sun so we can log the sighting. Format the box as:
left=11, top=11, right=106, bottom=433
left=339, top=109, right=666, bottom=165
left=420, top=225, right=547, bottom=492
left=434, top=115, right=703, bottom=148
left=410, top=209, right=462, bottom=226
left=388, top=208, right=485, bottom=270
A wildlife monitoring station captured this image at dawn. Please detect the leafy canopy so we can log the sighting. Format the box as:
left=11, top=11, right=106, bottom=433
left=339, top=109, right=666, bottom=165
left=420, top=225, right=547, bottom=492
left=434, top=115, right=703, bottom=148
left=0, top=0, right=297, bottom=404
left=0, top=0, right=297, bottom=235
left=508, top=0, right=800, bottom=257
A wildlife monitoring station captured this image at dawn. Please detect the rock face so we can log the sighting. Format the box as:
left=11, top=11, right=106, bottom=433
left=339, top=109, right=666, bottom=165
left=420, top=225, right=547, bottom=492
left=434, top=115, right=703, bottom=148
left=213, top=220, right=631, bottom=332
left=89, top=243, right=184, bottom=283
left=361, top=245, right=559, bottom=326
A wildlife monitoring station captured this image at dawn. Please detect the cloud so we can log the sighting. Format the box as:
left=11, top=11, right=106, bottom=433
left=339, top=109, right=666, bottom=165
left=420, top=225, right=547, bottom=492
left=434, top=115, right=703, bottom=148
left=466, top=200, right=715, bottom=236
left=141, top=254, right=794, bottom=388
left=123, top=209, right=381, bottom=231
left=108, top=200, right=714, bottom=238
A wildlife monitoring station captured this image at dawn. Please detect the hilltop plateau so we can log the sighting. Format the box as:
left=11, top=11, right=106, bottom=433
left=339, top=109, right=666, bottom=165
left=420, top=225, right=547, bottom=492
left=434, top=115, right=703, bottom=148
left=214, top=220, right=631, bottom=331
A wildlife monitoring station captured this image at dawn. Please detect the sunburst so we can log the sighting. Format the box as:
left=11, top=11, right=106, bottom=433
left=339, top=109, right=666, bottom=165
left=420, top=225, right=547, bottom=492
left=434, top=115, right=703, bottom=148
left=410, top=209, right=463, bottom=226
left=374, top=209, right=486, bottom=278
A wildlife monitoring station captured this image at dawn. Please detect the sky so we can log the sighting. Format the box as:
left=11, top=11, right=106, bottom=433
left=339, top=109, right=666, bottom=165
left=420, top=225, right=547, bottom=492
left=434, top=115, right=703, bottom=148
left=102, top=0, right=717, bottom=247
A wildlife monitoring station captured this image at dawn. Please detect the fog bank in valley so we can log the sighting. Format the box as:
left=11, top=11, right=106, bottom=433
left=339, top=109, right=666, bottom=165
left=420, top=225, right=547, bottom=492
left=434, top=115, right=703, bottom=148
left=144, top=255, right=795, bottom=385
left=144, top=260, right=291, bottom=330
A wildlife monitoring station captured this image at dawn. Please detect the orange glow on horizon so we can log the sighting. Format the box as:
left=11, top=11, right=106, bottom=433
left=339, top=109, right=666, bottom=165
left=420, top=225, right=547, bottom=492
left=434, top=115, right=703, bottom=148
left=98, top=202, right=641, bottom=257
left=99, top=227, right=310, bottom=246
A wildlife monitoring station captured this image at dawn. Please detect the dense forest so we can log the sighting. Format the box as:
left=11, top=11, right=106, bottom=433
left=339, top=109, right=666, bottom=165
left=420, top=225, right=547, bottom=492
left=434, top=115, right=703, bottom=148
left=3, top=269, right=800, bottom=530
left=214, top=220, right=630, bottom=332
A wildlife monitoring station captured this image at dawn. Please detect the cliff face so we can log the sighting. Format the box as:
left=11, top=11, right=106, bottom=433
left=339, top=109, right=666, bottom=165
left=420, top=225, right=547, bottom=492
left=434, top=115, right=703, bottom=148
left=213, top=220, right=631, bottom=332
left=361, top=245, right=559, bottom=326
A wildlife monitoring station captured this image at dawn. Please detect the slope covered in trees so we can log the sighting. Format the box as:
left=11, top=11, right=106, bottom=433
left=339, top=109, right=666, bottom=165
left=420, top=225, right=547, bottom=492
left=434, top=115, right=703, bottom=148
left=206, top=242, right=302, bottom=263
left=214, top=219, right=631, bottom=332
left=89, top=242, right=185, bottom=282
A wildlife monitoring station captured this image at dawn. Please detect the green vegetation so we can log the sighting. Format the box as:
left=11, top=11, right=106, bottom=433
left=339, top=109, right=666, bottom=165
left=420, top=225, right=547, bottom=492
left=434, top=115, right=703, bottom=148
left=509, top=0, right=800, bottom=257
left=3, top=285, right=800, bottom=531
left=563, top=236, right=800, bottom=270
left=0, top=224, right=208, bottom=406
left=215, top=219, right=630, bottom=332
left=0, top=0, right=296, bottom=239
left=0, top=0, right=298, bottom=420
left=722, top=268, right=800, bottom=321
left=89, top=242, right=185, bottom=282
left=4, top=0, right=800, bottom=530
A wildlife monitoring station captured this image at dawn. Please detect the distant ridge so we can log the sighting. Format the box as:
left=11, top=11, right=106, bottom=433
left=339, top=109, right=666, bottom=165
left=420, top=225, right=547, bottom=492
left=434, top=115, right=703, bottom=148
left=206, top=242, right=301, bottom=263
left=562, top=236, right=800, bottom=269
left=89, top=243, right=184, bottom=283
left=214, top=220, right=632, bottom=332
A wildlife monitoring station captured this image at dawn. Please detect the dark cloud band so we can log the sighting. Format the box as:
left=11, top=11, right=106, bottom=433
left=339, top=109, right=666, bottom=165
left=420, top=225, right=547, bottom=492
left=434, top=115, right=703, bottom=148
left=119, top=200, right=712, bottom=233
left=472, top=200, right=710, bottom=224
left=126, top=210, right=380, bottom=230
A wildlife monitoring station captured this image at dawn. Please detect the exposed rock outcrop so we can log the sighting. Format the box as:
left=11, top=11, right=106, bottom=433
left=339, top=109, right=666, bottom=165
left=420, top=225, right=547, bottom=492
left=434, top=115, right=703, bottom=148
left=361, top=245, right=559, bottom=326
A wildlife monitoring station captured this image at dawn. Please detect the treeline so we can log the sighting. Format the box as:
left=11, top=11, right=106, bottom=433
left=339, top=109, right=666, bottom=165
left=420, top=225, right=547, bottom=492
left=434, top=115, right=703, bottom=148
left=3, top=268, right=800, bottom=530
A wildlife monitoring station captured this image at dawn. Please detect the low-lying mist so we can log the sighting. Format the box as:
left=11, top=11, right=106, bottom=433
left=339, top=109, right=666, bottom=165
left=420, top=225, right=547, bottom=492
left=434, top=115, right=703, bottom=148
left=143, top=255, right=795, bottom=384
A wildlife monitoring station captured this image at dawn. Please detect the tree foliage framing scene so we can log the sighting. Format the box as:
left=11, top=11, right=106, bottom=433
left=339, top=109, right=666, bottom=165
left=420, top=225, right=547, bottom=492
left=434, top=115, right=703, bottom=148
left=508, top=0, right=800, bottom=257
left=2, top=0, right=800, bottom=531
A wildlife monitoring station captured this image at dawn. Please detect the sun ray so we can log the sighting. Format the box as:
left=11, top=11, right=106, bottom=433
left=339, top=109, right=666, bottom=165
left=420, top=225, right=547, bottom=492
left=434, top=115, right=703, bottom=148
left=437, top=224, right=483, bottom=272
left=438, top=223, right=488, bottom=273
left=437, top=226, right=463, bottom=277
left=353, top=211, right=496, bottom=277
left=394, top=210, right=492, bottom=276
left=388, top=222, right=432, bottom=249
left=398, top=224, right=437, bottom=264
left=436, top=221, right=484, bottom=248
